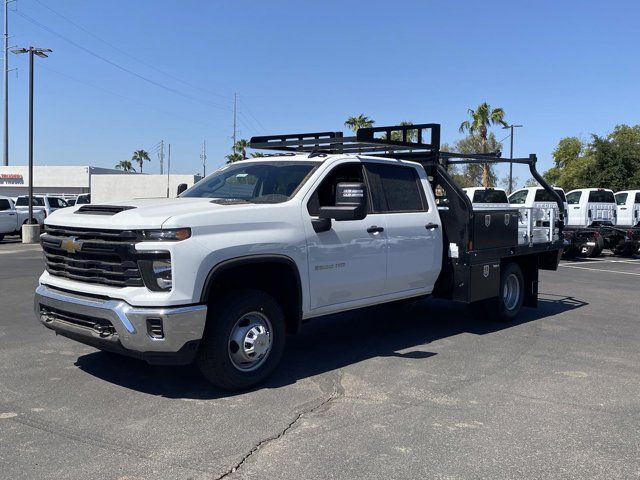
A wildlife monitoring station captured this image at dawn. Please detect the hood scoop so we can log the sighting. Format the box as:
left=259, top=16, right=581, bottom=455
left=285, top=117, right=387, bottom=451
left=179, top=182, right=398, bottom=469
left=74, top=205, right=136, bottom=216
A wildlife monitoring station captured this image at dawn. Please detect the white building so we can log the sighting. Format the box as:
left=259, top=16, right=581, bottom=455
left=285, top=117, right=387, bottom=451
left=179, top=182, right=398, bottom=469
left=91, top=174, right=202, bottom=203
left=0, top=165, right=127, bottom=198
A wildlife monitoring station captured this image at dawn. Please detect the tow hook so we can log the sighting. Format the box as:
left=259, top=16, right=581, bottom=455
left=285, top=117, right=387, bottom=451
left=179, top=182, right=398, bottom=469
left=41, top=312, right=54, bottom=323
left=93, top=324, right=115, bottom=337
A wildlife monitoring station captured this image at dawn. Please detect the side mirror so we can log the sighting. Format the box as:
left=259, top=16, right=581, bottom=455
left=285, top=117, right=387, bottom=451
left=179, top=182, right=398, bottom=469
left=177, top=183, right=188, bottom=196
left=318, top=182, right=367, bottom=221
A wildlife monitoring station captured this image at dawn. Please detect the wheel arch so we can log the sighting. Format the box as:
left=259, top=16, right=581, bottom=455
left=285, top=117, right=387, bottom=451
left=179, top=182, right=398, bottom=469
left=200, top=254, right=303, bottom=334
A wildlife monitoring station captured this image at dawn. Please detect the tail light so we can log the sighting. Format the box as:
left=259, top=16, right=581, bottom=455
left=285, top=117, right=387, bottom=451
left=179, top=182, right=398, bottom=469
left=588, top=209, right=592, bottom=219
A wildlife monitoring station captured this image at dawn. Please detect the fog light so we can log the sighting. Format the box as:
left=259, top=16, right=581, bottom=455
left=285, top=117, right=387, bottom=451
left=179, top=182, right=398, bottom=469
left=139, top=256, right=173, bottom=292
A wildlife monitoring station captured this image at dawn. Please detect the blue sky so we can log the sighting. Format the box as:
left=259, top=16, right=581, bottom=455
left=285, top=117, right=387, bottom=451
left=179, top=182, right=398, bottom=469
left=6, top=0, right=640, bottom=185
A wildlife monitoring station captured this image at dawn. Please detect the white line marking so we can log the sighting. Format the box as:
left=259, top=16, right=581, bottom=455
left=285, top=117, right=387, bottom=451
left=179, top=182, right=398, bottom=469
left=559, top=264, right=640, bottom=276
left=0, top=248, right=41, bottom=255
left=562, top=259, right=640, bottom=266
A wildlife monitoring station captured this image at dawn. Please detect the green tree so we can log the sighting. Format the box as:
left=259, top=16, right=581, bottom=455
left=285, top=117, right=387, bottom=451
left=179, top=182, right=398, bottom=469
left=458, top=103, right=508, bottom=187
left=225, top=152, right=243, bottom=164
left=233, top=139, right=249, bottom=159
left=250, top=152, right=266, bottom=158
left=450, top=133, right=502, bottom=187
left=115, top=160, right=135, bottom=172
left=131, top=150, right=150, bottom=173
left=382, top=120, right=416, bottom=141
left=344, top=114, right=375, bottom=133
left=588, top=125, right=640, bottom=191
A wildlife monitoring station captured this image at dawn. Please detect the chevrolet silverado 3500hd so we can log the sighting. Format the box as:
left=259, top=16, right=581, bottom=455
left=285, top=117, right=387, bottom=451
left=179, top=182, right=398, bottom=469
left=34, top=123, right=564, bottom=390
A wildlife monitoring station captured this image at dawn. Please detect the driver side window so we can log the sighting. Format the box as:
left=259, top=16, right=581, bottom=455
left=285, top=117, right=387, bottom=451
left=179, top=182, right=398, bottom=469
left=307, top=163, right=366, bottom=216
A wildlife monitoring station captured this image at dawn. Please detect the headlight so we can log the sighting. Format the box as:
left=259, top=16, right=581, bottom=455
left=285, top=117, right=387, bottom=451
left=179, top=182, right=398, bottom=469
left=139, top=256, right=173, bottom=291
left=139, top=228, right=191, bottom=241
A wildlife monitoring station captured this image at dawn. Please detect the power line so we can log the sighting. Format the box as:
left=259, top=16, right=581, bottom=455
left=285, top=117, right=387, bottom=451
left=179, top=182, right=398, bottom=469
left=30, top=0, right=233, bottom=103
left=39, top=64, right=210, bottom=128
left=239, top=98, right=267, bottom=132
left=14, top=9, right=233, bottom=112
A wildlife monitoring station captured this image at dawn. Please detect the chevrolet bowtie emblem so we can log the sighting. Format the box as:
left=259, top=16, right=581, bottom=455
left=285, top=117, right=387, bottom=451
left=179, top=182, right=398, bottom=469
left=60, top=237, right=82, bottom=254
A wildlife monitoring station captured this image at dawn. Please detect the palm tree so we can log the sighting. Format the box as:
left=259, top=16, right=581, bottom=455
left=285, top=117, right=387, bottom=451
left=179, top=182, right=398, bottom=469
left=383, top=120, right=416, bottom=142
left=225, top=152, right=243, bottom=164
left=250, top=152, right=266, bottom=158
left=115, top=160, right=135, bottom=172
left=131, top=150, right=151, bottom=173
left=459, top=103, right=508, bottom=187
left=233, top=139, right=249, bottom=159
left=344, top=114, right=375, bottom=133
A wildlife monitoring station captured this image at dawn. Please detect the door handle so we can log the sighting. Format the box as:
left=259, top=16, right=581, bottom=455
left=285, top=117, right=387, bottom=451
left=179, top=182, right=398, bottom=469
left=8, top=213, right=16, bottom=216
left=572, top=206, right=579, bottom=209
left=425, top=223, right=439, bottom=230
left=367, top=226, right=384, bottom=234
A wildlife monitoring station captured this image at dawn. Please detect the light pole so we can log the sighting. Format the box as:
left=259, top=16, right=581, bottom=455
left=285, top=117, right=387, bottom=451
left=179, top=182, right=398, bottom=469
left=502, top=124, right=523, bottom=194
left=12, top=47, right=51, bottom=237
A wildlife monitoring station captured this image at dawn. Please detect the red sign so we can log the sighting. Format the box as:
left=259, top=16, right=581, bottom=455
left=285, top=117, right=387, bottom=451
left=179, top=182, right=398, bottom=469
left=0, top=173, right=23, bottom=179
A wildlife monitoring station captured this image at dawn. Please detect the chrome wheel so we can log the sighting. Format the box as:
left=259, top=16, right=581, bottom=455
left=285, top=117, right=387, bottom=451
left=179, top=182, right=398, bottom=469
left=228, top=312, right=273, bottom=372
left=502, top=273, right=520, bottom=311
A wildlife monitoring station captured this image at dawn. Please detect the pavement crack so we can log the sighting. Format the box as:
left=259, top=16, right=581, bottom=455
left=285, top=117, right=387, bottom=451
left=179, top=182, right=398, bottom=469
left=215, top=372, right=344, bottom=479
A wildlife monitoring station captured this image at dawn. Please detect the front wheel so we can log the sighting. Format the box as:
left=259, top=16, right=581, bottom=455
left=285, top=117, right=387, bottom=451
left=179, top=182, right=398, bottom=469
left=197, top=289, right=286, bottom=391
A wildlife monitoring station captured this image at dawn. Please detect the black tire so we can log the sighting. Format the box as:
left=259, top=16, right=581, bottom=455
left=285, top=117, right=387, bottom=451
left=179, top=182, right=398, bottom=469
left=197, top=289, right=286, bottom=391
left=470, top=263, right=524, bottom=322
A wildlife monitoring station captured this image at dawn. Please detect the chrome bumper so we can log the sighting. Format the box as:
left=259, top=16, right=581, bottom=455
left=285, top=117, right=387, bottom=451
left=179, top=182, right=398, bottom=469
left=34, top=284, right=207, bottom=365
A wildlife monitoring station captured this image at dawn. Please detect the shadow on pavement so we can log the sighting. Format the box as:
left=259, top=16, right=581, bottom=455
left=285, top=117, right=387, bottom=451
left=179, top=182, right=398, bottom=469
left=74, top=294, right=587, bottom=400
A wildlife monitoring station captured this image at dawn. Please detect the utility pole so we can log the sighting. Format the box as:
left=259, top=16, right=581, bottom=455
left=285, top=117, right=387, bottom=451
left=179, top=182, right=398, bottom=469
left=503, top=124, right=523, bottom=194
left=166, top=143, right=171, bottom=198
left=200, top=140, right=207, bottom=177
left=232, top=92, right=237, bottom=150
left=3, top=0, right=10, bottom=166
left=158, top=139, right=164, bottom=174
left=11, top=46, right=51, bottom=242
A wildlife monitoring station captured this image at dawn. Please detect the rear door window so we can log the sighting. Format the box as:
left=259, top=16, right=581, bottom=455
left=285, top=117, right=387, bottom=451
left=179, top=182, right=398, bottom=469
left=48, top=198, right=68, bottom=208
left=566, top=191, right=581, bottom=205
left=635, top=193, right=640, bottom=204
left=588, top=190, right=615, bottom=203
left=16, top=196, right=44, bottom=207
left=0, top=199, right=10, bottom=211
left=364, top=163, right=426, bottom=213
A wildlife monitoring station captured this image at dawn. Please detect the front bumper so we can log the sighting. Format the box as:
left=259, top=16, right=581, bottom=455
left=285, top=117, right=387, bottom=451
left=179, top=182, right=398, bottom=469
left=34, top=284, right=207, bottom=365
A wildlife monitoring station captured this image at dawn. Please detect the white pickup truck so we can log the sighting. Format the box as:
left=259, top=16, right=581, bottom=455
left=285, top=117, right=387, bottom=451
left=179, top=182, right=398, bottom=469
left=0, top=195, right=45, bottom=240
left=462, top=187, right=511, bottom=208
left=34, top=123, right=564, bottom=390
left=564, top=188, right=639, bottom=256
left=615, top=190, right=640, bottom=228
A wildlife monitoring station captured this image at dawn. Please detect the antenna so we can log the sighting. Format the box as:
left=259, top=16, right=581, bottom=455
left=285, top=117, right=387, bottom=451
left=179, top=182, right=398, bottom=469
left=166, top=143, right=171, bottom=198
left=200, top=140, right=207, bottom=177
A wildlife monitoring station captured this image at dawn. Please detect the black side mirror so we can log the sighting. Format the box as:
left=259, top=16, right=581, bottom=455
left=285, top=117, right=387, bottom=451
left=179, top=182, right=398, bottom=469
left=177, top=183, right=188, bottom=196
left=318, top=182, right=367, bottom=221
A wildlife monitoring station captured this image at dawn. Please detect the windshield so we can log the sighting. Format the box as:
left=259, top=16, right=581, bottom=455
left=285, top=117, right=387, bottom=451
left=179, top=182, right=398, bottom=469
left=182, top=161, right=318, bottom=203
left=615, top=193, right=628, bottom=206
left=473, top=189, right=508, bottom=203
left=48, top=197, right=68, bottom=208
left=16, top=196, right=44, bottom=207
left=76, top=194, right=91, bottom=205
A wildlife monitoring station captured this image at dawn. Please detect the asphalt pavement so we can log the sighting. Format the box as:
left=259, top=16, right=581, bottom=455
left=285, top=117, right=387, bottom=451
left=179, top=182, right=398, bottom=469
left=0, top=241, right=638, bottom=479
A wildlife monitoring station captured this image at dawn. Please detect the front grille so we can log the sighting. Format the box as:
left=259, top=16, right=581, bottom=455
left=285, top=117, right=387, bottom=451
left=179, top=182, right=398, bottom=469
left=40, top=305, right=116, bottom=336
left=42, top=225, right=144, bottom=287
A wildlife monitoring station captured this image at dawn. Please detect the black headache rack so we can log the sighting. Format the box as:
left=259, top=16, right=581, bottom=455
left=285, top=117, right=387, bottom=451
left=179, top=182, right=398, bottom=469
left=251, top=123, right=564, bottom=306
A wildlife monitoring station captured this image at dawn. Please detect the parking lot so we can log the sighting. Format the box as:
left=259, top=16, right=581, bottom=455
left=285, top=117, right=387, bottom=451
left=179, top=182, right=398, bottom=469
left=1, top=241, right=639, bottom=480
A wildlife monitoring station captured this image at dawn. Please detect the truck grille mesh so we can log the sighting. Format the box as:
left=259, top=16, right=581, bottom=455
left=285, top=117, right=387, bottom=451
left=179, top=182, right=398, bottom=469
left=41, top=225, right=144, bottom=287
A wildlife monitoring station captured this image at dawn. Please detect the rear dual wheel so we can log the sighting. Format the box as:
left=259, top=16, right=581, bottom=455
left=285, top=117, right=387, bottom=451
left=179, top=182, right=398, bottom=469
left=470, top=262, right=524, bottom=322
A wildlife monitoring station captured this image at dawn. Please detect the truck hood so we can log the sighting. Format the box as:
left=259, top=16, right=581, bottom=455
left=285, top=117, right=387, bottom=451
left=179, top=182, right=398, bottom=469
left=44, top=197, right=247, bottom=229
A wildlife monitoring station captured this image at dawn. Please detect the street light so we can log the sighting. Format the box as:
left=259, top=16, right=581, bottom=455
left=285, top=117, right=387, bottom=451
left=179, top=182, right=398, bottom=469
left=502, top=123, right=523, bottom=194
left=11, top=47, right=51, bottom=237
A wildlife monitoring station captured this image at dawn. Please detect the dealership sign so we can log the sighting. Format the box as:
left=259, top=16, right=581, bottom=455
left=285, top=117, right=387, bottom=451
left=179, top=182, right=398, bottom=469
left=0, top=173, right=24, bottom=184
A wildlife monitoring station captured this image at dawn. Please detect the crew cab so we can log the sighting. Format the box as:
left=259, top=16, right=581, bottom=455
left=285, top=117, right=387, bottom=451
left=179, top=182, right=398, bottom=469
left=0, top=195, right=45, bottom=240
left=15, top=195, right=69, bottom=218
left=564, top=188, right=638, bottom=256
left=34, top=123, right=564, bottom=390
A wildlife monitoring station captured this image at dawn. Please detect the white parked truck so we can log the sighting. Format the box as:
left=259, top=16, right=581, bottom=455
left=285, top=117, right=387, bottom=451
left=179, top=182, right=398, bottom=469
left=0, top=195, right=45, bottom=240
left=615, top=190, right=640, bottom=228
left=462, top=187, right=511, bottom=208
left=34, top=123, right=564, bottom=390
left=564, top=188, right=639, bottom=256
left=15, top=195, right=69, bottom=218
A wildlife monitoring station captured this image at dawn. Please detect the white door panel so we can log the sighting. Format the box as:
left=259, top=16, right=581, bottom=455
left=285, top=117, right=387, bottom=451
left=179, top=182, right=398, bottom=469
left=304, top=216, right=387, bottom=309
left=384, top=211, right=442, bottom=294
left=0, top=208, right=16, bottom=233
